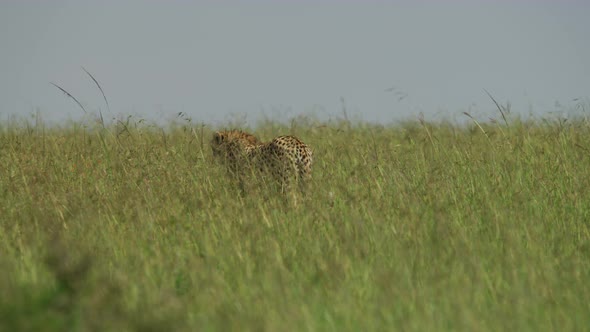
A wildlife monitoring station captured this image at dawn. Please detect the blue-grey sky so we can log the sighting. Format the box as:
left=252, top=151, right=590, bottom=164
left=1, top=1, right=589, bottom=126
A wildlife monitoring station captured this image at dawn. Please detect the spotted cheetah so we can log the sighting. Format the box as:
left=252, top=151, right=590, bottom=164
left=211, top=130, right=313, bottom=195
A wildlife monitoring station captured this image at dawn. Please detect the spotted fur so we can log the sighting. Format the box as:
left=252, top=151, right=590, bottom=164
left=211, top=130, right=313, bottom=194
left=211, top=130, right=261, bottom=174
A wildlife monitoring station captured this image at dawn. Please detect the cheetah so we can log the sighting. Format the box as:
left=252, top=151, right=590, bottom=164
left=211, top=130, right=313, bottom=196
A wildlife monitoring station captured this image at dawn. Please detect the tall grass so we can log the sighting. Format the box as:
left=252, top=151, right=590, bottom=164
left=1, top=115, right=589, bottom=331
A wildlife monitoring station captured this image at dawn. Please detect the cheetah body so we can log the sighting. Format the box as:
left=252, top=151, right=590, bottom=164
left=211, top=130, right=313, bottom=193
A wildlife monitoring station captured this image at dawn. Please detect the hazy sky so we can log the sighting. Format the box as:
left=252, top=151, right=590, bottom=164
left=1, top=1, right=589, bottom=126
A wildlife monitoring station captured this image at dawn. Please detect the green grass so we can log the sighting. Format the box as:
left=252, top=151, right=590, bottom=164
left=1, top=115, right=589, bottom=331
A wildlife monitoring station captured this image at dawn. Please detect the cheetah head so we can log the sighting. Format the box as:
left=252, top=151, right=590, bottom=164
left=211, top=130, right=259, bottom=158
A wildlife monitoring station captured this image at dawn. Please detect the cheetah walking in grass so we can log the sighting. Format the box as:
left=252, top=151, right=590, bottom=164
left=211, top=130, right=313, bottom=198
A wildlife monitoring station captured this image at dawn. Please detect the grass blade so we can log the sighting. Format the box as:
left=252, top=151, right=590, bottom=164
left=81, top=66, right=108, bottom=128
left=50, top=82, right=87, bottom=114
left=484, top=88, right=509, bottom=127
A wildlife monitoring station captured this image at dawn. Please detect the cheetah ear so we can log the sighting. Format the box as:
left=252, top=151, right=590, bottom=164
left=213, top=132, right=223, bottom=143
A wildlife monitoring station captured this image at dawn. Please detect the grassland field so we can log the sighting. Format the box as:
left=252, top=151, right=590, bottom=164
left=1, top=113, right=589, bottom=331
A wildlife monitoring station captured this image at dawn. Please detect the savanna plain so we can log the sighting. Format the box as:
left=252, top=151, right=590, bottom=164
left=1, top=113, right=589, bottom=331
